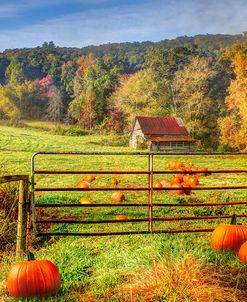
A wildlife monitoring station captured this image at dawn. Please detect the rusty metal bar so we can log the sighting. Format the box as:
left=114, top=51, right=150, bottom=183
left=36, top=228, right=214, bottom=237
left=156, top=186, right=247, bottom=190
left=34, top=170, right=150, bottom=174
left=35, top=187, right=149, bottom=191
left=33, top=169, right=247, bottom=175
left=37, top=218, right=149, bottom=224
left=154, top=201, right=247, bottom=206
left=154, top=214, right=247, bottom=221
left=36, top=214, right=247, bottom=224
left=32, top=151, right=247, bottom=156
left=34, top=201, right=247, bottom=207
left=34, top=185, right=247, bottom=192
left=35, top=203, right=149, bottom=207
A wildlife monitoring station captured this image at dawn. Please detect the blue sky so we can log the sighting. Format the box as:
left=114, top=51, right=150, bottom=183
left=0, top=0, right=247, bottom=51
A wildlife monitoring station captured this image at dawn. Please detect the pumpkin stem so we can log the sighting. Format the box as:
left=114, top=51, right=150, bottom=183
left=230, top=214, right=237, bottom=225
left=27, top=251, right=35, bottom=261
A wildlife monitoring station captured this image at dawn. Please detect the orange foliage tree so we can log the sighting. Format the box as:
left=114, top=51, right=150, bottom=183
left=219, top=51, right=247, bottom=150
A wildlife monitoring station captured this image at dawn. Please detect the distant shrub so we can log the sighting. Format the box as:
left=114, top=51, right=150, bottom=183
left=0, top=118, right=27, bottom=128
left=52, top=125, right=87, bottom=136
left=89, top=133, right=129, bottom=147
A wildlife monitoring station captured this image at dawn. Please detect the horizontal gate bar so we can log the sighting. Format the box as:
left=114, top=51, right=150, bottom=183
left=33, top=169, right=247, bottom=174
left=34, top=201, right=247, bottom=207
left=35, top=203, right=149, bottom=207
left=33, top=151, right=247, bottom=155
left=35, top=170, right=150, bottom=174
left=37, top=218, right=149, bottom=223
left=36, top=214, right=247, bottom=224
left=36, top=228, right=214, bottom=236
left=34, top=185, right=247, bottom=191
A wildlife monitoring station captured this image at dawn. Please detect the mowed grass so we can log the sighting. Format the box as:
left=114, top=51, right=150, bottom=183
left=0, top=123, right=247, bottom=301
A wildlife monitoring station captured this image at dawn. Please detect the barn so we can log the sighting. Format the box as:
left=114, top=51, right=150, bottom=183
left=129, top=116, right=196, bottom=151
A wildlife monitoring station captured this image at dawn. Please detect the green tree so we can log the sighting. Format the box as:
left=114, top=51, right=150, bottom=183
left=5, top=59, right=25, bottom=86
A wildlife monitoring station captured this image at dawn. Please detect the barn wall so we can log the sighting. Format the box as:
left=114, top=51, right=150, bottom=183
left=129, top=120, right=145, bottom=148
left=150, top=141, right=196, bottom=151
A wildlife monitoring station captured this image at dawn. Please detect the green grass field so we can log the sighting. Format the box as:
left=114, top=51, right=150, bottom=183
left=0, top=122, right=247, bottom=301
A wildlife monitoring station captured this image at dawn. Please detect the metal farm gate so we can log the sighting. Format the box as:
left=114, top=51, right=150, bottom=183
left=31, top=151, right=247, bottom=237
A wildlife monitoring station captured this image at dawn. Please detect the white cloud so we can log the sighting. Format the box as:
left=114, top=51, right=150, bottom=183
left=0, top=0, right=247, bottom=50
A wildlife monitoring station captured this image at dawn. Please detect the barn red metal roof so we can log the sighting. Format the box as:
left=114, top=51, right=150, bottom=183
left=147, top=136, right=195, bottom=142
left=136, top=116, right=189, bottom=136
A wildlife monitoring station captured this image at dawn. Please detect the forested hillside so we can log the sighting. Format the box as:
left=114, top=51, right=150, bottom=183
left=0, top=33, right=247, bottom=150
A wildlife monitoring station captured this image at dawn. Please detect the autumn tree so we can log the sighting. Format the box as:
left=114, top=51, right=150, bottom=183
left=0, top=85, right=19, bottom=119
left=110, top=68, right=171, bottom=131
left=219, top=51, right=247, bottom=150
left=172, top=56, right=217, bottom=147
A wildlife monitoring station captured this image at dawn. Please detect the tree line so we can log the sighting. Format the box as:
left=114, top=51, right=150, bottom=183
left=0, top=33, right=247, bottom=150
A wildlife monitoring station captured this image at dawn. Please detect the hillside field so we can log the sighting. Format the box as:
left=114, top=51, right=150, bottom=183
left=0, top=123, right=247, bottom=301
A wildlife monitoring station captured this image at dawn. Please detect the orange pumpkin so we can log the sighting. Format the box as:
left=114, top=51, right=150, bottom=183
left=80, top=197, right=93, bottom=204
left=183, top=174, right=191, bottom=183
left=78, top=181, right=89, bottom=189
left=83, top=175, right=95, bottom=183
left=172, top=174, right=184, bottom=184
left=111, top=191, right=125, bottom=202
left=188, top=176, right=199, bottom=186
left=238, top=241, right=247, bottom=263
left=181, top=182, right=191, bottom=195
left=7, top=252, right=61, bottom=298
left=167, top=160, right=177, bottom=169
left=160, top=179, right=172, bottom=188
left=115, top=214, right=127, bottom=220
left=175, top=161, right=183, bottom=170
left=110, top=178, right=120, bottom=185
left=171, top=183, right=184, bottom=195
left=211, top=215, right=247, bottom=251
left=153, top=182, right=163, bottom=188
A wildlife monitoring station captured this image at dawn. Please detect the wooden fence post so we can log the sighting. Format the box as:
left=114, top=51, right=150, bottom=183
left=16, top=179, right=29, bottom=258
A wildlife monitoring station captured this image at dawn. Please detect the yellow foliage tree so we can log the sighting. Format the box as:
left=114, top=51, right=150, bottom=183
left=219, top=51, right=247, bottom=150
left=0, top=86, right=19, bottom=119
left=110, top=68, right=171, bottom=130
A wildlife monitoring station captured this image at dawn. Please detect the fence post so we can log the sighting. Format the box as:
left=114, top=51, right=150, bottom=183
left=16, top=179, right=29, bottom=257
left=148, top=154, right=153, bottom=233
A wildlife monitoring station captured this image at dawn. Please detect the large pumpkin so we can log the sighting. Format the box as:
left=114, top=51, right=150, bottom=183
left=7, top=252, right=61, bottom=298
left=211, top=215, right=247, bottom=251
left=238, top=241, right=247, bottom=263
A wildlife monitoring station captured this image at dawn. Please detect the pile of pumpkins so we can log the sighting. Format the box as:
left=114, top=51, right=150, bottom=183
left=154, top=173, right=199, bottom=196
left=153, top=160, right=209, bottom=196
left=211, top=214, right=247, bottom=263
left=167, top=160, right=210, bottom=176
